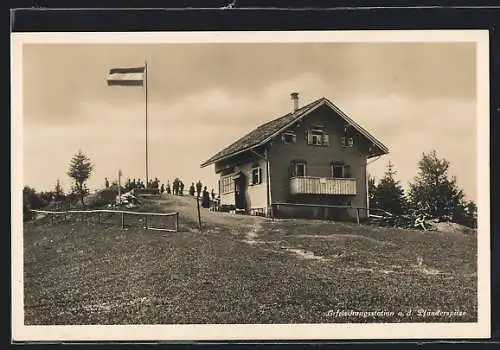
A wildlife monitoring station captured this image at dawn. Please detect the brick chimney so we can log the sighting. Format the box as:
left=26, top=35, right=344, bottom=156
left=290, top=92, right=299, bottom=112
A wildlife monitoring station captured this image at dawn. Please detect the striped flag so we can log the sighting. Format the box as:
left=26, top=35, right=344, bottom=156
left=107, top=66, right=145, bottom=86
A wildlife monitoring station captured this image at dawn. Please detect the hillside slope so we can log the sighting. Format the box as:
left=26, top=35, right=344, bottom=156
left=23, top=193, right=477, bottom=324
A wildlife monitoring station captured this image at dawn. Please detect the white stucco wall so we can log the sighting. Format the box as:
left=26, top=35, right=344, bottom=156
left=219, top=159, right=268, bottom=209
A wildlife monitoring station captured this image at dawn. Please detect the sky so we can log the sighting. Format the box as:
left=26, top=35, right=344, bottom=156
left=22, top=41, right=478, bottom=201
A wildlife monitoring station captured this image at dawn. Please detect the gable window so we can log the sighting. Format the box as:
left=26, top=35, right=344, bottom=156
left=291, top=160, right=307, bottom=177
left=331, top=162, right=352, bottom=178
left=251, top=163, right=263, bottom=185
left=307, top=129, right=329, bottom=146
left=221, top=175, right=233, bottom=194
left=341, top=137, right=354, bottom=148
left=281, top=132, right=297, bottom=144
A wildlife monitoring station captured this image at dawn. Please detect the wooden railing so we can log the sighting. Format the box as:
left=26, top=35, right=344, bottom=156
left=289, top=176, right=357, bottom=195
left=29, top=209, right=179, bottom=232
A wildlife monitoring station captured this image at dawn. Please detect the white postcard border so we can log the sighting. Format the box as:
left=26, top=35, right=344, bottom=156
left=11, top=29, right=491, bottom=341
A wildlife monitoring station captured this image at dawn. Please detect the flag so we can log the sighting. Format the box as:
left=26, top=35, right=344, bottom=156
left=107, top=66, right=145, bottom=86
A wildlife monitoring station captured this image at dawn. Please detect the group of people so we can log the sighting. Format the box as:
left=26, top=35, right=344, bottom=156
left=105, top=177, right=162, bottom=192
left=104, top=176, right=221, bottom=209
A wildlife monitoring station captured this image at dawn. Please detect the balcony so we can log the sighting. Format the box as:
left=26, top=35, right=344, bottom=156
left=289, top=176, right=357, bottom=196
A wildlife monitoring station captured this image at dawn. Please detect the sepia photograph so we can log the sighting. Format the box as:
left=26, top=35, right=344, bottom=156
left=11, top=30, right=490, bottom=341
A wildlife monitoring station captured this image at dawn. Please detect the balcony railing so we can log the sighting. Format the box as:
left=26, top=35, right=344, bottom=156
left=290, top=176, right=357, bottom=196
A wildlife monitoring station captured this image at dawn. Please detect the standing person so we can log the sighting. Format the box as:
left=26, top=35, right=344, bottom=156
left=189, top=182, right=196, bottom=196
left=153, top=177, right=160, bottom=194
left=160, top=183, right=165, bottom=194
left=105, top=177, right=110, bottom=189
left=202, top=186, right=210, bottom=208
left=211, top=188, right=215, bottom=201
left=196, top=180, right=203, bottom=198
left=179, top=181, right=185, bottom=196
left=166, top=181, right=171, bottom=194
left=216, top=195, right=221, bottom=211
left=172, top=178, right=179, bottom=195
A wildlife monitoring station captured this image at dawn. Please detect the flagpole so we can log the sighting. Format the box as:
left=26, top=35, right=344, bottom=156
left=145, top=61, right=149, bottom=188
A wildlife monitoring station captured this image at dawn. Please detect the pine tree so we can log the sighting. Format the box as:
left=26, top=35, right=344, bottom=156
left=367, top=174, right=377, bottom=210
left=408, top=150, right=464, bottom=221
left=54, top=179, right=65, bottom=201
left=67, top=150, right=94, bottom=207
left=373, top=161, right=407, bottom=215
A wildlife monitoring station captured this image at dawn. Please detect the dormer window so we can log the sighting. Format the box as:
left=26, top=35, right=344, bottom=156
left=306, top=129, right=329, bottom=146
left=341, top=137, right=354, bottom=148
left=281, top=132, right=296, bottom=144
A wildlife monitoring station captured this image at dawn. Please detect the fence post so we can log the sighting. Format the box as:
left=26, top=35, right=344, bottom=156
left=51, top=213, right=54, bottom=225
left=356, top=208, right=360, bottom=225
left=175, top=212, right=179, bottom=232
left=196, top=197, right=202, bottom=230
left=121, top=212, right=125, bottom=229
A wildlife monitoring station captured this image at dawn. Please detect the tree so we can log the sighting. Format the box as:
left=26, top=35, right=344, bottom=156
left=408, top=150, right=464, bottom=221
left=23, top=186, right=46, bottom=210
left=367, top=174, right=377, bottom=210
left=373, top=161, right=407, bottom=216
left=67, top=150, right=94, bottom=207
left=453, top=200, right=478, bottom=228
left=465, top=200, right=478, bottom=228
left=54, top=179, right=65, bottom=201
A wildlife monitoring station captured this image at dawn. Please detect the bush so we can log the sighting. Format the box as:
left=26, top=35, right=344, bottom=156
left=87, top=188, right=119, bottom=209
left=23, top=186, right=47, bottom=210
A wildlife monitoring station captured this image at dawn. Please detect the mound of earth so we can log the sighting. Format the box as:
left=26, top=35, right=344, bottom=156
left=435, top=221, right=476, bottom=235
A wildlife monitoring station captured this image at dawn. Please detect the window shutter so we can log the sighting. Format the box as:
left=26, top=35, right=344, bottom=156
left=322, top=133, right=329, bottom=146
left=306, top=131, right=313, bottom=145
left=344, top=165, right=351, bottom=178
left=281, top=134, right=285, bottom=144
left=258, top=168, right=262, bottom=184
left=292, top=134, right=297, bottom=143
left=348, top=137, right=354, bottom=147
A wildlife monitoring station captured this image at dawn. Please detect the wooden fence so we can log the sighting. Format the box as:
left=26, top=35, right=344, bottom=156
left=271, top=202, right=392, bottom=224
left=30, top=209, right=180, bottom=232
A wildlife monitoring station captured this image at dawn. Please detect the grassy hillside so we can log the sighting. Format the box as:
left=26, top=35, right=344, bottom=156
left=23, top=194, right=477, bottom=325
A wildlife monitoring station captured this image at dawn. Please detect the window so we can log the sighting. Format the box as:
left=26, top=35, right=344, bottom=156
left=221, top=176, right=233, bottom=194
left=307, top=129, right=329, bottom=146
left=251, top=163, right=262, bottom=185
left=291, top=160, right=307, bottom=177
left=281, top=132, right=296, bottom=144
left=296, top=163, right=306, bottom=177
left=331, top=163, right=344, bottom=178
left=341, top=137, right=354, bottom=148
left=331, top=162, right=351, bottom=178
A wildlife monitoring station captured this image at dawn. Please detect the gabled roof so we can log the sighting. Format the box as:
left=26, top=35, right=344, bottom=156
left=200, top=97, right=389, bottom=168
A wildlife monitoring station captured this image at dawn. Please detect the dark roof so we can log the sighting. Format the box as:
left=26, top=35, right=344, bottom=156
left=200, top=97, right=389, bottom=167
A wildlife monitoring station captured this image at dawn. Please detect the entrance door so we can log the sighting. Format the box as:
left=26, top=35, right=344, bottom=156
left=234, top=172, right=247, bottom=210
